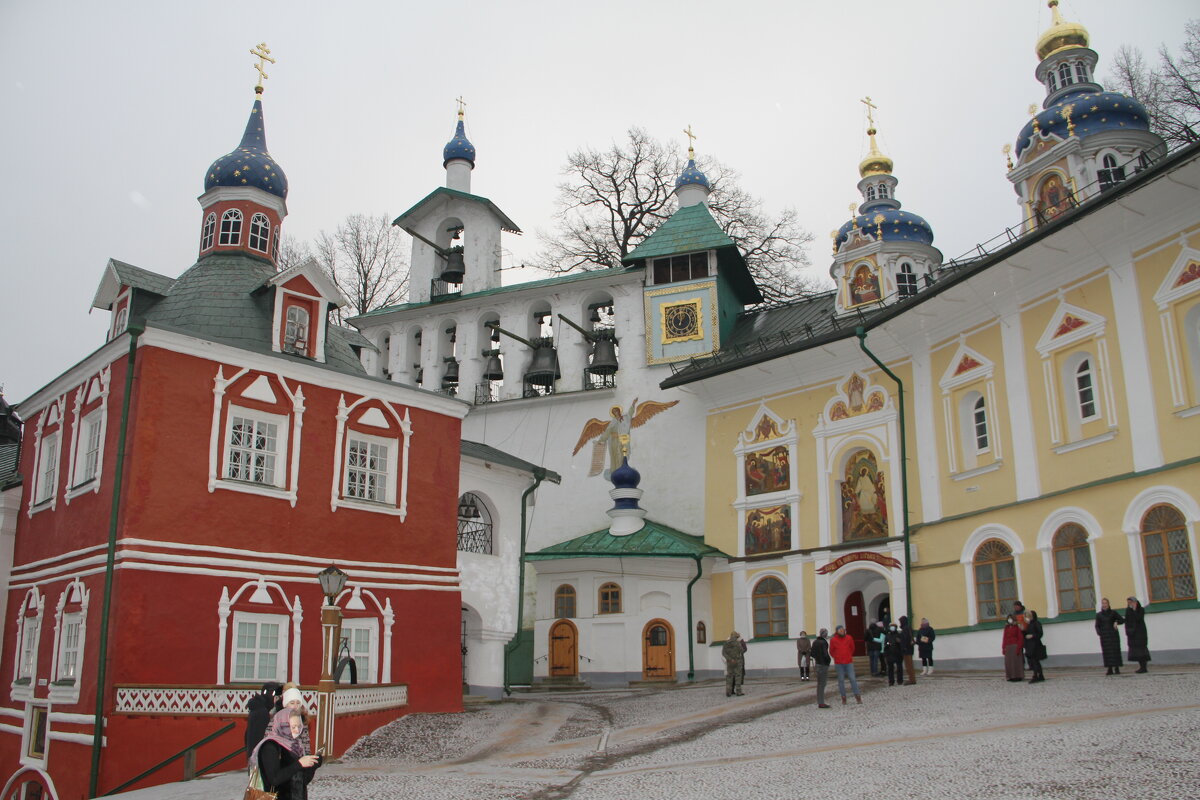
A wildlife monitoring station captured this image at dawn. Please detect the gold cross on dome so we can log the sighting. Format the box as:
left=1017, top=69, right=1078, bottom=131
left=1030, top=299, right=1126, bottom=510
left=250, top=42, right=275, bottom=91
left=861, top=96, right=877, bottom=127
left=456, top=96, right=467, bottom=118
left=683, top=124, right=697, bottom=158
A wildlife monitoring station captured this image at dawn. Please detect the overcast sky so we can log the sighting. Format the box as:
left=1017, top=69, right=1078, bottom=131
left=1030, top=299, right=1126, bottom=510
left=1, top=0, right=1195, bottom=402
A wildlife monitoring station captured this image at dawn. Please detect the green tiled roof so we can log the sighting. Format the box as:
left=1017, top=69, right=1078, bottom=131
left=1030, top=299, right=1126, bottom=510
left=393, top=187, right=522, bottom=234
left=526, top=519, right=726, bottom=560
left=622, top=204, right=734, bottom=263
left=333, top=325, right=376, bottom=351
left=460, top=440, right=562, bottom=483
left=110, top=259, right=176, bottom=296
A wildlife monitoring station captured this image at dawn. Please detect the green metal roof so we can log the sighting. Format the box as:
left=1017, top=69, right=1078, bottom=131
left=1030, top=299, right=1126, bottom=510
left=526, top=519, right=726, bottom=561
left=622, top=204, right=734, bottom=262
left=392, top=187, right=522, bottom=234
left=0, top=442, right=20, bottom=490
left=110, top=259, right=177, bottom=296
left=460, top=440, right=562, bottom=483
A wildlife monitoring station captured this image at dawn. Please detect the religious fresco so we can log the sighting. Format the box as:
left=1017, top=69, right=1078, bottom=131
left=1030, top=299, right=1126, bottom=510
left=849, top=265, right=881, bottom=305
left=744, top=445, right=789, bottom=496
left=828, top=373, right=886, bottom=421
left=1035, top=173, right=1072, bottom=222
left=745, top=505, right=791, bottom=555
left=840, top=449, right=888, bottom=541
left=749, top=414, right=780, bottom=443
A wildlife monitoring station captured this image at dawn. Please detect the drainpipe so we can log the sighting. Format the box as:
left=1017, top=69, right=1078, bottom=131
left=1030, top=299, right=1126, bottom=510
left=855, top=326, right=913, bottom=622
left=89, top=323, right=143, bottom=798
left=503, top=466, right=546, bottom=696
left=685, top=555, right=703, bottom=680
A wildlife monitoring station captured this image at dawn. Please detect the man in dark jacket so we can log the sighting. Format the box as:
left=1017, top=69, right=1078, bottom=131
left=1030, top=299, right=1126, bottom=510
left=722, top=631, right=747, bottom=696
left=898, top=616, right=917, bottom=685
left=811, top=628, right=832, bottom=708
left=245, top=681, right=282, bottom=757
left=866, top=620, right=884, bottom=675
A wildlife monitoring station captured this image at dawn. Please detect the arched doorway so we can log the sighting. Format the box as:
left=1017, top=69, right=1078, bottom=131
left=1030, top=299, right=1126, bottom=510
left=843, top=591, right=867, bottom=656
left=548, top=619, right=578, bottom=677
left=642, top=619, right=675, bottom=680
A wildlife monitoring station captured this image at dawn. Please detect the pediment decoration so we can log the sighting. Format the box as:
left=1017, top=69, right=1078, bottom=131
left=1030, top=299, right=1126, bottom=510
left=1153, top=245, right=1200, bottom=309
left=1035, top=302, right=1106, bottom=357
left=241, top=375, right=279, bottom=404
left=737, top=402, right=795, bottom=448
left=825, top=373, right=888, bottom=422
left=939, top=344, right=995, bottom=391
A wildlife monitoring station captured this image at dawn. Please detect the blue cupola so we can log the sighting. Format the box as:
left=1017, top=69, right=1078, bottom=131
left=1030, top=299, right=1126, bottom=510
left=204, top=94, right=288, bottom=200
left=442, top=113, right=476, bottom=167
left=674, top=138, right=712, bottom=208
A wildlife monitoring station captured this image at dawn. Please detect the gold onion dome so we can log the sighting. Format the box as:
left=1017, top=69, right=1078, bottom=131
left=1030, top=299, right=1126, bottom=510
left=858, top=127, right=893, bottom=177
left=1036, top=0, right=1089, bottom=61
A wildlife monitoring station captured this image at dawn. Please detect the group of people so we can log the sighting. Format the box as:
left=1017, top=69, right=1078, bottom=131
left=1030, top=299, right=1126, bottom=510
left=244, top=682, right=324, bottom=799
left=1003, top=596, right=1152, bottom=683
left=861, top=616, right=936, bottom=684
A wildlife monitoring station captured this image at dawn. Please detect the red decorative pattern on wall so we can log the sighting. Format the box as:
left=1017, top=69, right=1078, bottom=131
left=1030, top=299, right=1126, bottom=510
left=1174, top=260, right=1200, bottom=287
left=1054, top=314, right=1087, bottom=337
left=954, top=355, right=982, bottom=375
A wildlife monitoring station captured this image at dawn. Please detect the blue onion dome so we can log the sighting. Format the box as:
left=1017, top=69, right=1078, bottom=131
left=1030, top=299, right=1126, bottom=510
left=675, top=146, right=710, bottom=189
left=611, top=458, right=642, bottom=489
left=442, top=114, right=476, bottom=167
left=1014, top=90, right=1150, bottom=158
left=836, top=208, right=935, bottom=248
left=204, top=97, right=288, bottom=199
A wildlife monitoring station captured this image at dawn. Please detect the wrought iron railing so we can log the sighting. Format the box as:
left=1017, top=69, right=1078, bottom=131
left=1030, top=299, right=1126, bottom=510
left=102, top=722, right=239, bottom=795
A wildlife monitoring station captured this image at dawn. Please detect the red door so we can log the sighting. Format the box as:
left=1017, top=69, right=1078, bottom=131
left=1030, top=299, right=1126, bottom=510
left=844, top=591, right=866, bottom=656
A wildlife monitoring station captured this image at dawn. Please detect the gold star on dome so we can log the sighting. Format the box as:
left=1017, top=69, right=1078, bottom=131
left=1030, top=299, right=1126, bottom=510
left=1091, top=105, right=1099, bottom=111
left=242, top=178, right=248, bottom=184
left=233, top=170, right=241, bottom=176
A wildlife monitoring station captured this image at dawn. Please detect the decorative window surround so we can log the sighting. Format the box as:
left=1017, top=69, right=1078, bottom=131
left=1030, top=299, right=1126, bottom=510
left=959, top=525, right=1024, bottom=627
left=269, top=260, right=347, bottom=364
left=1036, top=301, right=1115, bottom=444
left=48, top=579, right=90, bottom=705
left=1051, top=428, right=1117, bottom=455
left=230, top=611, right=288, bottom=684
left=216, top=580, right=302, bottom=686
left=1121, top=487, right=1200, bottom=604
left=11, top=588, right=44, bottom=703
left=734, top=403, right=800, bottom=557
left=339, top=618, right=378, bottom=684
left=28, top=397, right=66, bottom=516
left=331, top=395, right=412, bottom=520
left=1153, top=244, right=1200, bottom=408
left=1036, top=508, right=1103, bottom=618
left=201, top=212, right=216, bottom=252
left=1176, top=405, right=1200, bottom=419
left=65, top=368, right=111, bottom=503
left=21, top=703, right=49, bottom=768
left=336, top=586, right=394, bottom=683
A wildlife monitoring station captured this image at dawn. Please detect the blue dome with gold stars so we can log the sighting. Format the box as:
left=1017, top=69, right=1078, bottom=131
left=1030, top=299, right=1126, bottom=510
left=204, top=98, right=288, bottom=199
left=836, top=208, right=934, bottom=248
left=443, top=118, right=476, bottom=167
left=675, top=158, right=710, bottom=190
left=1015, top=89, right=1150, bottom=158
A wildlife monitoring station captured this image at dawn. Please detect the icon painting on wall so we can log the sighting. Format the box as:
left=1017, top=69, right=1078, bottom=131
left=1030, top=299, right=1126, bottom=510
left=840, top=449, right=888, bottom=541
left=745, top=445, right=789, bottom=496
left=745, top=505, right=791, bottom=555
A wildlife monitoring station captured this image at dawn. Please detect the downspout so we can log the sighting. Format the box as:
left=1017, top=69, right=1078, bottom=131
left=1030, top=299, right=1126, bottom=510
left=855, top=326, right=913, bottom=621
left=685, top=555, right=703, bottom=680
left=503, top=466, right=546, bottom=696
left=89, top=323, right=143, bottom=798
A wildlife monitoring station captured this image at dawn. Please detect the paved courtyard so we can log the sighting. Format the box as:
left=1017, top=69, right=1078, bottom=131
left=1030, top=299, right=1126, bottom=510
left=121, top=667, right=1200, bottom=800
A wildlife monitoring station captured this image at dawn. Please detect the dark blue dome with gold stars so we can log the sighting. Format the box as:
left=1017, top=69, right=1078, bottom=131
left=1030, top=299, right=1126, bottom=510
left=675, top=158, right=710, bottom=189
left=204, top=98, right=288, bottom=199
left=443, top=119, right=476, bottom=167
left=836, top=208, right=934, bottom=248
left=1015, top=89, right=1150, bottom=158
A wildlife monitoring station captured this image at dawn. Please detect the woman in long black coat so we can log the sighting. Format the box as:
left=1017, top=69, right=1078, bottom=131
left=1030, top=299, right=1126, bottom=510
left=1124, top=596, right=1151, bottom=673
left=1095, top=597, right=1124, bottom=675
left=1023, top=610, right=1046, bottom=683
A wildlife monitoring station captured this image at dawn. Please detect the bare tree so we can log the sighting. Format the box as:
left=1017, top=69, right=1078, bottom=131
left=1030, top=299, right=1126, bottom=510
left=275, top=232, right=313, bottom=272
left=538, top=127, right=820, bottom=305
left=1108, top=21, right=1200, bottom=146
left=310, top=213, right=410, bottom=321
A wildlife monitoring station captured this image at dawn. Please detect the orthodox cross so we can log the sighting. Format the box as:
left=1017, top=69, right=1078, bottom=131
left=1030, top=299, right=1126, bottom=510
left=861, top=96, right=877, bottom=128
left=250, top=42, right=275, bottom=91
left=683, top=124, right=697, bottom=157
left=456, top=96, right=467, bottom=118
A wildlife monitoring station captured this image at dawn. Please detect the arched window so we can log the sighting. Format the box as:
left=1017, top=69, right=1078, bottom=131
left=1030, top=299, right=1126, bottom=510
left=752, top=577, right=787, bottom=638
left=554, top=585, right=576, bottom=618
left=1074, top=61, right=1089, bottom=84
left=201, top=212, right=216, bottom=251
left=249, top=213, right=270, bottom=253
left=285, top=306, right=309, bottom=354
left=897, top=262, right=917, bottom=297
left=878, top=183, right=890, bottom=199
left=1074, top=358, right=1098, bottom=420
left=598, top=582, right=621, bottom=614
left=1141, top=505, right=1196, bottom=602
left=1052, top=523, right=1095, bottom=612
left=973, top=539, right=1016, bottom=622
left=271, top=229, right=280, bottom=262
left=1058, top=61, right=1074, bottom=87
left=456, top=492, right=493, bottom=554
left=1047, top=71, right=1058, bottom=92
left=972, top=395, right=989, bottom=452
left=696, top=621, right=707, bottom=644
left=1098, top=153, right=1125, bottom=190
left=866, top=185, right=876, bottom=201
left=219, top=209, right=243, bottom=246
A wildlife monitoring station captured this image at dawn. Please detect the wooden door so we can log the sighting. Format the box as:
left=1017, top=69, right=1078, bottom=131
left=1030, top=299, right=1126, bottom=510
left=642, top=619, right=675, bottom=680
left=844, top=591, right=866, bottom=656
left=549, top=619, right=577, bottom=676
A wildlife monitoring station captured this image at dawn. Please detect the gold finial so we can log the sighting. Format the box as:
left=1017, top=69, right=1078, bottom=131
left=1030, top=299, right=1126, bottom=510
left=830, top=230, right=839, bottom=254
left=455, top=96, right=467, bottom=119
left=873, top=213, right=886, bottom=238
left=683, top=124, right=697, bottom=159
left=861, top=96, right=878, bottom=129
left=1048, top=0, right=1064, bottom=25
left=1029, top=104, right=1042, bottom=136
left=858, top=96, right=893, bottom=177
left=250, top=43, right=275, bottom=94
left=1059, top=103, right=1075, bottom=136
left=1002, top=143, right=1013, bottom=170
left=849, top=202, right=860, bottom=230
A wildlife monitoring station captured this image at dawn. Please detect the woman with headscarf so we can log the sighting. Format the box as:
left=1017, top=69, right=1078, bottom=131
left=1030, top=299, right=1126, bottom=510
left=1002, top=615, right=1024, bottom=682
left=250, top=708, right=322, bottom=800
left=1095, top=597, right=1124, bottom=675
left=917, top=617, right=936, bottom=676
left=796, top=630, right=812, bottom=681
left=1124, top=596, right=1151, bottom=673
left=1023, top=609, right=1045, bottom=683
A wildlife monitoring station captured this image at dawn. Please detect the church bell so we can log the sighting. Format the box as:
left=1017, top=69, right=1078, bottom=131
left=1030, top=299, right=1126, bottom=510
left=441, top=359, right=459, bottom=389
left=482, top=351, right=504, bottom=381
left=440, top=250, right=466, bottom=284
left=587, top=337, right=619, bottom=376
left=524, top=342, right=561, bottom=387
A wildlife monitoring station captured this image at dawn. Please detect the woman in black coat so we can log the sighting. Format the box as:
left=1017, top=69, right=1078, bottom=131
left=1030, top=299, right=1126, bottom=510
left=1023, top=610, right=1046, bottom=683
left=1124, top=596, right=1151, bottom=673
left=244, top=682, right=282, bottom=758
left=251, top=708, right=322, bottom=800
left=1095, top=597, right=1124, bottom=675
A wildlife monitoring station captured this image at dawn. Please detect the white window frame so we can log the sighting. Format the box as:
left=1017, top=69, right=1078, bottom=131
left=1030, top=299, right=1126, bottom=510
left=878, top=183, right=890, bottom=199
left=896, top=262, right=917, bottom=297
left=223, top=406, right=288, bottom=489
left=344, top=432, right=394, bottom=505
left=1058, top=61, right=1074, bottom=87
left=249, top=212, right=271, bottom=253
left=35, top=432, right=59, bottom=506
left=11, top=589, right=44, bottom=702
left=230, top=611, right=288, bottom=684
left=201, top=212, right=216, bottom=251
left=219, top=208, right=243, bottom=246
left=331, top=398, right=412, bottom=519
left=21, top=702, right=49, bottom=769
left=339, top=618, right=379, bottom=684
left=1073, top=357, right=1099, bottom=422
left=271, top=229, right=280, bottom=262
left=284, top=305, right=310, bottom=354
left=1074, top=61, right=1089, bottom=84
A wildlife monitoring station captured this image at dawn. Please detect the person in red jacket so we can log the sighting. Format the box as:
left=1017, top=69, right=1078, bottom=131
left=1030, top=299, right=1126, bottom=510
left=829, top=625, right=862, bottom=704
left=1002, top=614, right=1025, bottom=682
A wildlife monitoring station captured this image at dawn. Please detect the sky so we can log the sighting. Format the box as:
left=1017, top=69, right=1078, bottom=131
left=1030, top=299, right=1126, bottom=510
left=1, top=0, right=1195, bottom=402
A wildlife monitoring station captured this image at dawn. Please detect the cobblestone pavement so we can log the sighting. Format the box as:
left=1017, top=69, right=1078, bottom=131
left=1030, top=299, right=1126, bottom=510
left=118, top=668, right=1200, bottom=799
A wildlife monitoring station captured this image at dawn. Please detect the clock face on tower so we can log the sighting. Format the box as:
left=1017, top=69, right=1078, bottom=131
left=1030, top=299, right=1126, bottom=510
left=660, top=299, right=704, bottom=344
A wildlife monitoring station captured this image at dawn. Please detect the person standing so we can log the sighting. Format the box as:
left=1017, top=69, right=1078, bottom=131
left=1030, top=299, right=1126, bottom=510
left=245, top=682, right=282, bottom=759
left=829, top=625, right=862, bottom=704
left=1024, top=609, right=1045, bottom=683
left=251, top=708, right=322, bottom=800
left=1002, top=615, right=1024, bottom=681
left=1095, top=597, right=1124, bottom=675
left=866, top=620, right=884, bottom=676
left=898, top=615, right=917, bottom=685
left=723, top=631, right=747, bottom=696
left=1125, top=597, right=1151, bottom=673
left=917, top=617, right=936, bottom=676
left=796, top=630, right=813, bottom=681
left=883, top=623, right=903, bottom=686
left=811, top=629, right=832, bottom=708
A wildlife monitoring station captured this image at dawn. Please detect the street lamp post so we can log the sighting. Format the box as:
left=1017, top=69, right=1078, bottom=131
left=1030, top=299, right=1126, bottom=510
left=315, top=565, right=347, bottom=755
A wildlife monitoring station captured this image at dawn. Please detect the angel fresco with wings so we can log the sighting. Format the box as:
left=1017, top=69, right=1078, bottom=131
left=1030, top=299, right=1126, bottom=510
left=572, top=398, right=679, bottom=479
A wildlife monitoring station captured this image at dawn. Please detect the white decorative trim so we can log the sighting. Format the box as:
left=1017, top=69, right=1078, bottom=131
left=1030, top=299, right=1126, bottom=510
left=1051, top=429, right=1117, bottom=454
left=1152, top=245, right=1200, bottom=310
left=47, top=579, right=90, bottom=705
left=1176, top=405, right=1200, bottom=418
left=1035, top=507, right=1104, bottom=618
left=1121, top=486, right=1200, bottom=605
left=1035, top=302, right=1107, bottom=357
left=950, top=460, right=1003, bottom=481
left=242, top=375, right=279, bottom=404
left=331, top=396, right=413, bottom=521
left=332, top=684, right=408, bottom=714
left=113, top=686, right=319, bottom=716
left=938, top=343, right=995, bottom=391
left=64, top=368, right=111, bottom=504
